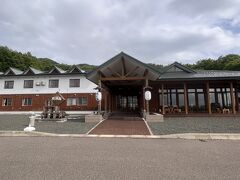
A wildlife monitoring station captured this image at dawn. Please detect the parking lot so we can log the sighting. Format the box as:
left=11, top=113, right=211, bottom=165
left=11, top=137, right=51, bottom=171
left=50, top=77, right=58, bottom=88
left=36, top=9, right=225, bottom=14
left=1, top=137, right=240, bottom=180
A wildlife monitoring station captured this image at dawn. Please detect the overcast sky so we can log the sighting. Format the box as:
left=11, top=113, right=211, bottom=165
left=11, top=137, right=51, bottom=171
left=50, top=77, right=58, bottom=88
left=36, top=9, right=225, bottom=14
left=1, top=0, right=240, bottom=65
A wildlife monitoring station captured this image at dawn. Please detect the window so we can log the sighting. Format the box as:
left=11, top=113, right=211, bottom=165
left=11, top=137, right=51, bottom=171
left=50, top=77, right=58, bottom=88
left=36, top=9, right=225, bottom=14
left=22, top=98, right=32, bottom=106
left=188, top=91, right=196, bottom=112
left=67, top=97, right=88, bottom=106
left=188, top=88, right=206, bottom=112
left=4, top=81, right=14, bottom=89
left=78, top=97, right=88, bottom=105
left=49, top=79, right=59, bottom=88
left=69, top=79, right=80, bottom=87
left=67, top=98, right=77, bottom=106
left=24, top=80, right=33, bottom=88
left=159, top=88, right=185, bottom=111
left=2, top=98, right=12, bottom=106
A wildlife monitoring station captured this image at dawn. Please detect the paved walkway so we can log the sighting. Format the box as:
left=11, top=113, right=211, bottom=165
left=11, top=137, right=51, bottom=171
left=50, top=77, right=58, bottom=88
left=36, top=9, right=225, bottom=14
left=89, top=113, right=150, bottom=135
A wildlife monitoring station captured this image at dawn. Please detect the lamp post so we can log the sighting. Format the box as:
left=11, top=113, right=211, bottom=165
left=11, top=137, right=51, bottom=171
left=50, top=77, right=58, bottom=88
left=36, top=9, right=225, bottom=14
left=144, top=90, right=151, bottom=115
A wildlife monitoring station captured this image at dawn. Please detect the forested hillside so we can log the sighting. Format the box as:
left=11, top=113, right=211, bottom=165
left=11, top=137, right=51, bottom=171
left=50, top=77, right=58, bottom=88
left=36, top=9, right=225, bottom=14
left=1, top=46, right=240, bottom=73
left=0, top=46, right=96, bottom=72
left=149, top=54, right=240, bottom=71
left=186, top=54, right=240, bottom=71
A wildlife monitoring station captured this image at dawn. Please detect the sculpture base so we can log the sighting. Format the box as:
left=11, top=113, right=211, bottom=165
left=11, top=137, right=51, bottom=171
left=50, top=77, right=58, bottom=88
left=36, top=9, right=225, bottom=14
left=24, top=126, right=36, bottom=132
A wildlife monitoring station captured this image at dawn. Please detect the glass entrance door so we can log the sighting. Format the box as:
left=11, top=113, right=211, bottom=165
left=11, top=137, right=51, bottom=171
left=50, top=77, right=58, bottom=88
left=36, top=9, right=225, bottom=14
left=117, top=95, right=138, bottom=111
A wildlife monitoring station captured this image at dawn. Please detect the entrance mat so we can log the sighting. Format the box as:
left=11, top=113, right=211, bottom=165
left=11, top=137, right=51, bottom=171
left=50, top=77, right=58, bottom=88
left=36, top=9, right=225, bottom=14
left=89, top=119, right=150, bottom=135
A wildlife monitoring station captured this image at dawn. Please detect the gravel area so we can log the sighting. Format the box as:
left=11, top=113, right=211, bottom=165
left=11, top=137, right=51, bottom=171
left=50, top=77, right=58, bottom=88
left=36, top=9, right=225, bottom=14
left=0, top=115, right=29, bottom=131
left=1, top=115, right=240, bottom=135
left=0, top=114, right=97, bottom=134
left=149, top=117, right=240, bottom=135
left=35, top=121, right=97, bottom=134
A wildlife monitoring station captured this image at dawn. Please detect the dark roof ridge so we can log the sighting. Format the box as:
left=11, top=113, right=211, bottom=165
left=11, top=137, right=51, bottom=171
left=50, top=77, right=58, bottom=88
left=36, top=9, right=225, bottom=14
left=161, top=61, right=196, bottom=74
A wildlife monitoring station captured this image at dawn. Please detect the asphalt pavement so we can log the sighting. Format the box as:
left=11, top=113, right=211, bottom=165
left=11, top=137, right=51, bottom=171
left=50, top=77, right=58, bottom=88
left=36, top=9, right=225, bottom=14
left=0, top=137, right=240, bottom=180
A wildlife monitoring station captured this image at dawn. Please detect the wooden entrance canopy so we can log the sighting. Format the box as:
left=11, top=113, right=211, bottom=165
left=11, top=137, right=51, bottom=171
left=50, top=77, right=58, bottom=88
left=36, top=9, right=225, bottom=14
left=87, top=52, right=160, bottom=84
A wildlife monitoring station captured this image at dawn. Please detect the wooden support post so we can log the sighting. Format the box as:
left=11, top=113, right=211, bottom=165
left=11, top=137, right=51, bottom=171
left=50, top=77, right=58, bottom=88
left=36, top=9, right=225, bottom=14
left=206, top=81, right=212, bottom=114
left=184, top=83, right=188, bottom=114
left=110, top=93, right=113, bottom=112
left=230, top=82, right=236, bottom=114
left=235, top=89, right=239, bottom=113
left=107, top=92, right=111, bottom=112
left=104, top=92, right=107, bottom=112
left=161, top=83, right=164, bottom=114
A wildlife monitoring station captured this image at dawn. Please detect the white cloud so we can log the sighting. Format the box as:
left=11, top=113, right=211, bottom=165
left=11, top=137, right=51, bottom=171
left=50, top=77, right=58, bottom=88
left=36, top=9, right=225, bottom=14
left=0, top=0, right=240, bottom=65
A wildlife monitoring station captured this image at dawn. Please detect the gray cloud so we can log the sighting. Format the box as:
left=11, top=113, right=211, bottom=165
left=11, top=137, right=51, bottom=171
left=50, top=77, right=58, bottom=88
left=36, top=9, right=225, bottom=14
left=0, top=0, right=240, bottom=65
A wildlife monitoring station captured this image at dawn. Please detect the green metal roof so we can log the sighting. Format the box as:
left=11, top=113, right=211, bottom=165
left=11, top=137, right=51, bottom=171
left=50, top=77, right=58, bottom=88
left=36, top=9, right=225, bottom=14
left=158, top=70, right=240, bottom=81
left=68, top=65, right=85, bottom=74
left=4, top=67, right=23, bottom=75
left=161, top=62, right=196, bottom=73
left=23, top=67, right=44, bottom=75
left=49, top=66, right=66, bottom=74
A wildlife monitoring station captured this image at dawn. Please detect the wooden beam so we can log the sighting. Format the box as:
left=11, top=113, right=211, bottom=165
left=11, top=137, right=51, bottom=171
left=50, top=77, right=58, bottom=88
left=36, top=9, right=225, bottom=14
left=101, top=76, right=146, bottom=81
left=125, top=66, right=139, bottom=77
left=107, top=67, right=121, bottom=77
left=121, top=57, right=126, bottom=76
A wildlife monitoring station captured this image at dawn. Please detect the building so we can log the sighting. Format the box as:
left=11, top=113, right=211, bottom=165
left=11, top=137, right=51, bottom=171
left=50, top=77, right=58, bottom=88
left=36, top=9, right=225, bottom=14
left=1, top=52, right=240, bottom=116
left=0, top=65, right=97, bottom=111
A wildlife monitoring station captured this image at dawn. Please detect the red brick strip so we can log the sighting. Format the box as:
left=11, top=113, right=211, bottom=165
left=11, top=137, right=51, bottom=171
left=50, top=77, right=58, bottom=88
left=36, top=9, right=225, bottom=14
left=89, top=118, right=150, bottom=135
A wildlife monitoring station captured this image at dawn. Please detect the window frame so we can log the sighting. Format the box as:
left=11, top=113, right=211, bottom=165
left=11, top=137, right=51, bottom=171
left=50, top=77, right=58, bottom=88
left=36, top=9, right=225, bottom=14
left=22, top=98, right=33, bottom=106
left=2, top=98, right=13, bottom=106
left=67, top=97, right=77, bottom=106
left=4, top=81, right=14, bottom=89
left=69, top=79, right=80, bottom=88
left=66, top=97, right=88, bottom=106
left=49, top=79, right=59, bottom=88
left=78, top=97, right=88, bottom=106
left=23, top=80, right=34, bottom=88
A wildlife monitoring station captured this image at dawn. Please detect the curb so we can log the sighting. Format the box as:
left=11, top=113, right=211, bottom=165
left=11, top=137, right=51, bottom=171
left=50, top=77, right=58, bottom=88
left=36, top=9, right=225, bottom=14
left=1, top=131, right=240, bottom=140
left=86, top=120, right=104, bottom=134
left=143, top=118, right=153, bottom=135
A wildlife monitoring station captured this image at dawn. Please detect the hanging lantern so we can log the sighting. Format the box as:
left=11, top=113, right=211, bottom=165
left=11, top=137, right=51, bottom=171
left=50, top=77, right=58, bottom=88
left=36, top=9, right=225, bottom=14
left=145, top=90, right=151, bottom=101
left=95, top=92, right=102, bottom=101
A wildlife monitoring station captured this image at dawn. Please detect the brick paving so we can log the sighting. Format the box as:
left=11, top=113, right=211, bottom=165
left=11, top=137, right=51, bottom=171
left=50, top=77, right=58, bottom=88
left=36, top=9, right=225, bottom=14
left=89, top=113, right=150, bottom=135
